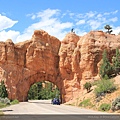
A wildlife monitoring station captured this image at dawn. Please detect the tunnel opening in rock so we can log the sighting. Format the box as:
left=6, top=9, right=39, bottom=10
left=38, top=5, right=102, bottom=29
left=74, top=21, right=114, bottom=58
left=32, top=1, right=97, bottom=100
left=15, top=71, right=63, bottom=103
left=28, top=81, right=61, bottom=101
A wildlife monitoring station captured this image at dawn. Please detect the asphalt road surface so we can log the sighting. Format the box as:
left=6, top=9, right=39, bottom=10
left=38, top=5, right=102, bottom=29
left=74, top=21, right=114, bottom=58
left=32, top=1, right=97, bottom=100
left=0, top=100, right=119, bottom=120
left=0, top=100, right=105, bottom=114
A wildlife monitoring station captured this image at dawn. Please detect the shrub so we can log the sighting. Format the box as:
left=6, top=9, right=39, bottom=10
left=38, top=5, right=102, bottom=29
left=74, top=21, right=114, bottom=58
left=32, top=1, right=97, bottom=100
left=4, top=98, right=10, bottom=105
left=0, top=97, right=10, bottom=105
left=0, top=98, right=5, bottom=103
left=79, top=99, right=93, bottom=108
left=10, top=99, right=19, bottom=105
left=111, top=96, right=120, bottom=111
left=99, top=103, right=111, bottom=111
left=94, top=79, right=116, bottom=97
left=84, top=82, right=92, bottom=93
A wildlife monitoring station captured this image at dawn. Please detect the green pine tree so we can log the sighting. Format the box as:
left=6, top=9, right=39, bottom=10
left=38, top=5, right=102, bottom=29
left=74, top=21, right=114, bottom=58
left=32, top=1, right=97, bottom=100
left=99, top=50, right=113, bottom=79
left=0, top=80, right=8, bottom=98
left=112, top=48, right=120, bottom=75
left=104, top=25, right=113, bottom=34
left=28, top=81, right=60, bottom=100
left=28, top=82, right=43, bottom=100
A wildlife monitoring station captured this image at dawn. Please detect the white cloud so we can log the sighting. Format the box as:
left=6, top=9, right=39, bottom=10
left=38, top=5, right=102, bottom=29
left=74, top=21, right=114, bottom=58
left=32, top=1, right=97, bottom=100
left=36, top=8, right=60, bottom=20
left=16, top=19, right=73, bottom=42
left=75, top=10, right=119, bottom=30
left=104, top=12, right=111, bottom=16
left=77, top=13, right=85, bottom=19
left=75, top=28, right=87, bottom=36
left=0, top=14, right=18, bottom=31
left=0, top=9, right=119, bottom=43
left=76, top=20, right=85, bottom=25
left=104, top=10, right=118, bottom=16
left=27, top=9, right=60, bottom=20
left=109, top=17, right=118, bottom=22
left=86, top=11, right=96, bottom=18
left=16, top=32, right=31, bottom=43
left=112, top=10, right=118, bottom=14
left=31, top=15, right=36, bottom=20
left=97, top=14, right=102, bottom=18
left=0, top=30, right=20, bottom=42
left=69, top=12, right=75, bottom=18
left=112, top=26, right=120, bottom=35
left=0, top=14, right=19, bottom=42
left=16, top=9, right=73, bottom=42
left=87, top=20, right=102, bottom=30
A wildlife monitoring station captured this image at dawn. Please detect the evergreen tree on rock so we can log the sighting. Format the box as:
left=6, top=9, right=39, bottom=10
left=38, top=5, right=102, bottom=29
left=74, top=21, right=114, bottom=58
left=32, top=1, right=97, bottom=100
left=112, top=48, right=120, bottom=75
left=104, top=25, right=113, bottom=34
left=99, top=50, right=113, bottom=79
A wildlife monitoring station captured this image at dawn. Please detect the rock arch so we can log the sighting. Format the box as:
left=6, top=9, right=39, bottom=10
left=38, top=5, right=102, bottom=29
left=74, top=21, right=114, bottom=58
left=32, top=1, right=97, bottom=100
left=0, top=30, right=65, bottom=102
left=17, top=72, right=62, bottom=102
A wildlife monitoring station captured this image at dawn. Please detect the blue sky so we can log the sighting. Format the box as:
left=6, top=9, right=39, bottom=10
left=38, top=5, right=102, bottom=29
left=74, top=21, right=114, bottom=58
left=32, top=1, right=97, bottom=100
left=0, top=0, right=120, bottom=43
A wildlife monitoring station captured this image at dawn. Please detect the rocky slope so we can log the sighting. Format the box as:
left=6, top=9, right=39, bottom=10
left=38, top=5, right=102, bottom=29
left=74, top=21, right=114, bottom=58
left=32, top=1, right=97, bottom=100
left=65, top=75, right=120, bottom=113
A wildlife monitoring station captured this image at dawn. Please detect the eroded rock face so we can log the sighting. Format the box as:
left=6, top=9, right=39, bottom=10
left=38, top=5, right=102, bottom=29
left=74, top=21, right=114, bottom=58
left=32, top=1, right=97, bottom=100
left=59, top=31, right=120, bottom=102
left=0, top=30, right=120, bottom=102
left=0, top=30, right=61, bottom=102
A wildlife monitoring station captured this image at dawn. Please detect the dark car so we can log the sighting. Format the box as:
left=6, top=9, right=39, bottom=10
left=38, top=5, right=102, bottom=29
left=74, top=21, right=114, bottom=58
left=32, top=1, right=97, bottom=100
left=51, top=98, right=60, bottom=105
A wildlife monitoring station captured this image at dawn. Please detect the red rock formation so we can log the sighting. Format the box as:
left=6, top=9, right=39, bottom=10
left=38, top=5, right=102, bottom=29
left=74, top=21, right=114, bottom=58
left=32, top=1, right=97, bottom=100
left=0, top=30, right=120, bottom=102
left=0, top=30, right=61, bottom=102
left=59, top=31, right=120, bottom=101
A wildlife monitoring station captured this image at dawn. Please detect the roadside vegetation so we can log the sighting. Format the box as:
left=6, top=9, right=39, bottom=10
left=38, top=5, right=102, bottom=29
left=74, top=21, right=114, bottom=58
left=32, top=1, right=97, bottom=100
left=98, top=103, right=111, bottom=112
left=94, top=78, right=116, bottom=97
left=79, top=99, right=94, bottom=108
left=0, top=81, right=19, bottom=109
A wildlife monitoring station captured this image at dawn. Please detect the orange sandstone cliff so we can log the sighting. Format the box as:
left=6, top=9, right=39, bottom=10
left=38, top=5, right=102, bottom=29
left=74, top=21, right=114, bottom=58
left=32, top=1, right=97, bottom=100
left=0, top=30, right=120, bottom=102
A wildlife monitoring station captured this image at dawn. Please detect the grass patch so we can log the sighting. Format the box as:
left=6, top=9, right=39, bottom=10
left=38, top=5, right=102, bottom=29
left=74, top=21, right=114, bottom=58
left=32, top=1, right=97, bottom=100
left=79, top=99, right=94, bottom=108
left=98, top=103, right=111, bottom=112
left=0, top=102, right=7, bottom=109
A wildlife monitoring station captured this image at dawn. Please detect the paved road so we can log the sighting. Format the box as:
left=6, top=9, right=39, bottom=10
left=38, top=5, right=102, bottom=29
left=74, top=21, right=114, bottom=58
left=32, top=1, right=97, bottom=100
left=1, top=100, right=119, bottom=120
left=0, top=100, right=106, bottom=114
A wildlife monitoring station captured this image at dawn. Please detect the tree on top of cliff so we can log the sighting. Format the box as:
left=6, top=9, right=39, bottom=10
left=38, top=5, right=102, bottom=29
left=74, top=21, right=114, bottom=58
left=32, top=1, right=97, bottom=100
left=71, top=28, right=75, bottom=33
left=104, top=25, right=113, bottom=34
left=99, top=50, right=113, bottom=79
